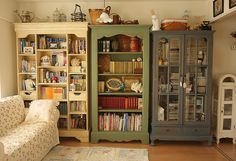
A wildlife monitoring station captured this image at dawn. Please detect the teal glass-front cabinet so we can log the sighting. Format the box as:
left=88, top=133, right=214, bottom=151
left=90, top=25, right=150, bottom=144
left=150, top=31, right=213, bottom=145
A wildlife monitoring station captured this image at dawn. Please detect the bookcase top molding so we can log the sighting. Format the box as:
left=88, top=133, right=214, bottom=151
left=14, top=22, right=88, bottom=37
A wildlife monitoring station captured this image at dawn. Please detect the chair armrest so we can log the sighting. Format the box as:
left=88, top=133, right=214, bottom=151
left=0, top=142, right=6, bottom=161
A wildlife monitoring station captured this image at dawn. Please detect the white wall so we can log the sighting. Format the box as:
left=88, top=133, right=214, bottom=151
left=17, top=0, right=210, bottom=24
left=212, top=12, right=236, bottom=79
left=0, top=0, right=17, bottom=98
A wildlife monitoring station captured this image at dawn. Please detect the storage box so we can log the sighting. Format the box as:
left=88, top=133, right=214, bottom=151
left=161, top=19, right=188, bottom=30
left=20, top=91, right=36, bottom=100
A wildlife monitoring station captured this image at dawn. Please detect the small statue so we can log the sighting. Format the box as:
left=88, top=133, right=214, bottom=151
left=131, top=82, right=143, bottom=93
left=150, top=10, right=160, bottom=31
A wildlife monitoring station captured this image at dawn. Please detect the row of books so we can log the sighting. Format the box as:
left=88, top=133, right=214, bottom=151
left=58, top=118, right=67, bottom=129
left=21, top=59, right=36, bottom=73
left=98, top=96, right=143, bottom=109
left=41, top=87, right=67, bottom=99
left=68, top=38, right=86, bottom=54
left=20, top=38, right=35, bottom=54
left=22, top=79, right=36, bottom=91
left=38, top=35, right=66, bottom=49
left=109, top=61, right=143, bottom=74
left=39, top=69, right=67, bottom=83
left=98, top=40, right=111, bottom=52
left=58, top=102, right=68, bottom=115
left=98, top=113, right=142, bottom=131
left=70, top=101, right=86, bottom=112
left=71, top=114, right=86, bottom=129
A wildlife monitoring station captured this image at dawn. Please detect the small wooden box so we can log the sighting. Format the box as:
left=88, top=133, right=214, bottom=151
left=69, top=92, right=86, bottom=101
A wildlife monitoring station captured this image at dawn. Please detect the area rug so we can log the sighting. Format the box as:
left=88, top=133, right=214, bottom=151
left=42, top=146, right=149, bottom=161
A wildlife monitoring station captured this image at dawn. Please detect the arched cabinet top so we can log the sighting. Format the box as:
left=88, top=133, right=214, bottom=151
left=218, top=74, right=236, bottom=85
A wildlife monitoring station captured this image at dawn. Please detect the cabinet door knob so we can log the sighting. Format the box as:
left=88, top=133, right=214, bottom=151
left=194, top=129, right=198, bottom=132
left=166, top=129, right=170, bottom=132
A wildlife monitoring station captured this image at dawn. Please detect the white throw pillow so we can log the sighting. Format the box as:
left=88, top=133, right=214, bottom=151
left=25, top=99, right=59, bottom=122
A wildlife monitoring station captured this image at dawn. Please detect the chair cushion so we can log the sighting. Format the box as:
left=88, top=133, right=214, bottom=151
left=0, top=95, right=25, bottom=137
left=25, top=99, right=59, bottom=122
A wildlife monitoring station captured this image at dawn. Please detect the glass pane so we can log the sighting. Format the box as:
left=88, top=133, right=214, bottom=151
left=223, top=119, right=232, bottom=130
left=224, top=104, right=232, bottom=116
left=185, top=66, right=195, bottom=94
left=158, top=37, right=180, bottom=66
left=169, top=38, right=180, bottom=65
left=158, top=67, right=169, bottom=93
left=197, top=67, right=207, bottom=94
left=168, top=95, right=179, bottom=121
left=184, top=96, right=195, bottom=121
left=157, top=95, right=167, bottom=121
left=224, top=89, right=233, bottom=101
left=186, top=37, right=197, bottom=65
left=196, top=96, right=205, bottom=121
left=169, top=67, right=179, bottom=93
left=198, top=38, right=207, bottom=65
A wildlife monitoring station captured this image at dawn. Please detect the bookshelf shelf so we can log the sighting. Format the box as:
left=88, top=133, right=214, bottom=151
left=68, top=54, right=87, bottom=56
left=90, top=25, right=150, bottom=144
left=60, top=115, right=68, bottom=118
left=98, top=74, right=143, bottom=76
left=18, top=54, right=36, bottom=56
left=69, top=72, right=86, bottom=75
left=98, top=109, right=142, bottom=113
left=98, top=92, right=142, bottom=96
left=38, top=83, right=67, bottom=86
left=18, top=72, right=36, bottom=75
left=15, top=22, right=89, bottom=142
left=37, top=49, right=67, bottom=52
left=98, top=52, right=143, bottom=55
left=69, top=112, right=87, bottom=115
left=37, top=66, right=67, bottom=69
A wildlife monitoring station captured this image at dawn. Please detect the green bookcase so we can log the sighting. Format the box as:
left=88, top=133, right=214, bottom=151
left=89, top=25, right=150, bottom=144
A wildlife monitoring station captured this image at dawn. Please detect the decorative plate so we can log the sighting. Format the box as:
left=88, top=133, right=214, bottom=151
left=106, top=78, right=123, bottom=91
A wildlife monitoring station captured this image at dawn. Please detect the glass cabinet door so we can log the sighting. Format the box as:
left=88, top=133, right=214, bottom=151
left=183, top=36, right=208, bottom=123
left=221, top=88, right=234, bottom=131
left=156, top=36, right=183, bottom=122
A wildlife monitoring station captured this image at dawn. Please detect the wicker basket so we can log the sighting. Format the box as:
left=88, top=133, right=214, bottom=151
left=89, top=8, right=103, bottom=24
left=161, top=19, right=187, bottom=30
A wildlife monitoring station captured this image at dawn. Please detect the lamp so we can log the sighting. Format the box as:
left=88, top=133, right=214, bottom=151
left=96, top=0, right=112, bottom=23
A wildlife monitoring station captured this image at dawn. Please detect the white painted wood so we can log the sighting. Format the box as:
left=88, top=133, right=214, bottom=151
left=215, top=74, right=236, bottom=144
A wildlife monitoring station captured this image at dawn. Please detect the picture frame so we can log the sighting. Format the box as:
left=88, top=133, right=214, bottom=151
left=229, top=0, right=236, bottom=8
left=122, top=77, right=142, bottom=91
left=23, top=47, right=34, bottom=54
left=213, top=0, right=224, bottom=17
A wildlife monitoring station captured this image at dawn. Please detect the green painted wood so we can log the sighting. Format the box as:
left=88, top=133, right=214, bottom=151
left=89, top=25, right=150, bottom=144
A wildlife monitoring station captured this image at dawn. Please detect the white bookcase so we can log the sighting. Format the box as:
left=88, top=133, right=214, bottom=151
left=215, top=74, right=236, bottom=144
left=15, top=22, right=89, bottom=142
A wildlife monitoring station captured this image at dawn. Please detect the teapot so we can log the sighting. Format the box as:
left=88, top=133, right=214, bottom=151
left=14, top=10, right=34, bottom=23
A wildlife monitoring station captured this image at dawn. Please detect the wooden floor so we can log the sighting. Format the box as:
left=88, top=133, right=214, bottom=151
left=59, top=138, right=230, bottom=161
left=215, top=138, right=236, bottom=161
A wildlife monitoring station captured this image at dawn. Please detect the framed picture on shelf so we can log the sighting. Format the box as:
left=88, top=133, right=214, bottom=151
left=229, top=0, right=236, bottom=8
left=23, top=47, right=34, bottom=54
left=122, top=77, right=141, bottom=91
left=213, top=0, right=224, bottom=17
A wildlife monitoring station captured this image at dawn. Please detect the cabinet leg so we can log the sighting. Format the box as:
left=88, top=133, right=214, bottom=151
left=233, top=139, right=236, bottom=144
left=208, top=137, right=212, bottom=146
left=216, top=138, right=220, bottom=144
left=150, top=140, right=155, bottom=146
